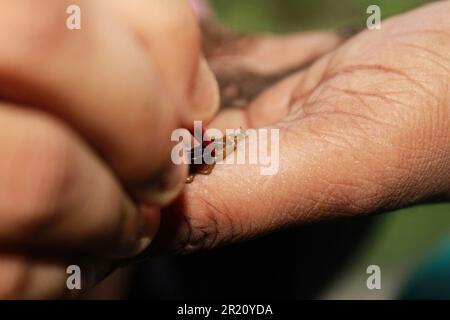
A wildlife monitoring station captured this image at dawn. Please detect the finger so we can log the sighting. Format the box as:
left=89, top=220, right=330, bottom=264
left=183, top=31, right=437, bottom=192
left=157, top=76, right=446, bottom=255
left=207, top=31, right=342, bottom=118
left=246, top=71, right=307, bottom=127
left=244, top=53, right=334, bottom=126
left=156, top=125, right=302, bottom=253
left=209, top=68, right=309, bottom=129
left=161, top=104, right=448, bottom=256
left=105, top=0, right=220, bottom=125
left=0, top=0, right=187, bottom=204
left=212, top=54, right=333, bottom=128
left=154, top=31, right=346, bottom=252
left=156, top=118, right=396, bottom=254
left=155, top=1, right=450, bottom=254
left=0, top=254, right=114, bottom=299
left=0, top=103, right=158, bottom=258
left=0, top=254, right=67, bottom=299
left=208, top=31, right=343, bottom=75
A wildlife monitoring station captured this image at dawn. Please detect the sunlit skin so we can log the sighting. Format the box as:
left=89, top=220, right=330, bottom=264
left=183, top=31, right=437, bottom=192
left=0, top=0, right=218, bottom=298
left=155, top=1, right=450, bottom=255
left=0, top=0, right=449, bottom=298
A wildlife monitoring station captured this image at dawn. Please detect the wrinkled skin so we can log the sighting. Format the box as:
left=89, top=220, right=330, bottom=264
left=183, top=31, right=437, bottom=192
left=157, top=1, right=450, bottom=254
left=1, top=1, right=449, bottom=299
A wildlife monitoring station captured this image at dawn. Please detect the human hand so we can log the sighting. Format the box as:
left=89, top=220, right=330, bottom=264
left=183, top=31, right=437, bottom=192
left=0, top=0, right=218, bottom=298
left=157, top=1, right=450, bottom=253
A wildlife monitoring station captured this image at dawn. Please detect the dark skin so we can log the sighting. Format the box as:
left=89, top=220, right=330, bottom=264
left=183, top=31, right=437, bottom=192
left=156, top=1, right=450, bottom=254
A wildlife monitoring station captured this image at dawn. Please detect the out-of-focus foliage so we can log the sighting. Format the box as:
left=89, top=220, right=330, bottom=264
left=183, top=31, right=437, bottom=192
left=211, top=0, right=432, bottom=32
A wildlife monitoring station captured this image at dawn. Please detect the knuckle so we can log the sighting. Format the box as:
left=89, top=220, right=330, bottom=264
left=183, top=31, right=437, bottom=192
left=4, top=115, right=76, bottom=233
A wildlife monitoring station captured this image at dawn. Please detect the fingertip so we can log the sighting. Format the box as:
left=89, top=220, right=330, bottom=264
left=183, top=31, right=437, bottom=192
left=185, top=56, right=220, bottom=125
left=133, top=163, right=188, bottom=208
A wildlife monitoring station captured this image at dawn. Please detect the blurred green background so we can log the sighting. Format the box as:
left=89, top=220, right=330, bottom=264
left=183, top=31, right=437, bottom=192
left=211, top=0, right=432, bottom=32
left=210, top=0, right=450, bottom=299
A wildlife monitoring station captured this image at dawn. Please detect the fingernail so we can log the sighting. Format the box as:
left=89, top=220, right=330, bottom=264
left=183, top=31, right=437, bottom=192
left=138, top=163, right=188, bottom=208
left=191, top=56, right=220, bottom=121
